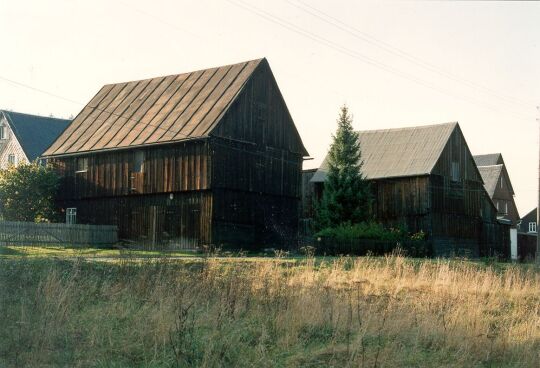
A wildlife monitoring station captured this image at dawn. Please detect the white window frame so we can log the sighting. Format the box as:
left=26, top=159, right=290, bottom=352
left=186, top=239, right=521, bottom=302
left=0, top=125, right=6, bottom=140
left=66, top=208, right=77, bottom=224
left=7, top=154, right=16, bottom=166
left=529, top=222, right=536, bottom=233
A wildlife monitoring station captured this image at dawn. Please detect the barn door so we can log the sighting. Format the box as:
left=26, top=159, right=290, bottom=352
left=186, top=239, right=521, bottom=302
left=148, top=205, right=166, bottom=248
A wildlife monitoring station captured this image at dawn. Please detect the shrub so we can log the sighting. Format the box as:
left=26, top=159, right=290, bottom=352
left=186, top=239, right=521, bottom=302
left=314, top=222, right=431, bottom=256
left=0, top=163, right=60, bottom=222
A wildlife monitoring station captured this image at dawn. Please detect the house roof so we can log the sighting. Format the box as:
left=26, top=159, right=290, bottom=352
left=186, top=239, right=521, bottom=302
left=311, top=122, right=458, bottom=182
left=43, top=58, right=268, bottom=157
left=0, top=110, right=71, bottom=161
left=474, top=153, right=515, bottom=195
left=477, top=164, right=503, bottom=197
left=474, top=153, right=502, bottom=167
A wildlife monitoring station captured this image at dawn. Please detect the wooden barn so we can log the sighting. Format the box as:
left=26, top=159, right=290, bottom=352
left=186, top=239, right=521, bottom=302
left=473, top=153, right=519, bottom=225
left=473, top=153, right=519, bottom=259
left=42, top=58, right=308, bottom=249
left=309, top=122, right=508, bottom=257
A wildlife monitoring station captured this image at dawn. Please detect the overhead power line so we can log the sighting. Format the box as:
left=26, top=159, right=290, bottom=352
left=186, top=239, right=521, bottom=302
left=286, top=0, right=535, bottom=109
left=0, top=76, right=82, bottom=106
left=225, top=0, right=535, bottom=122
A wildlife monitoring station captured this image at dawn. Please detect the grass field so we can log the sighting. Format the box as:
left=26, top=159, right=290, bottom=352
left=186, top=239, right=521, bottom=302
left=1, top=246, right=539, bottom=367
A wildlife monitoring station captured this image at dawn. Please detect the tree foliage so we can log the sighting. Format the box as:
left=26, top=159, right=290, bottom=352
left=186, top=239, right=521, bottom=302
left=315, top=105, right=373, bottom=229
left=0, top=163, right=60, bottom=222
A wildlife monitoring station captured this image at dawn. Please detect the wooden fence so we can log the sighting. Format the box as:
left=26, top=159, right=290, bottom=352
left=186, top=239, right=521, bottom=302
left=0, top=221, right=118, bottom=246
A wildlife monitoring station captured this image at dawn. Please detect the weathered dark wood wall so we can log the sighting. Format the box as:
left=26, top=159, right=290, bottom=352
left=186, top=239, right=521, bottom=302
left=491, top=167, right=520, bottom=226
left=429, top=127, right=505, bottom=256
left=208, top=60, right=305, bottom=246
left=300, top=169, right=317, bottom=219
left=50, top=60, right=306, bottom=249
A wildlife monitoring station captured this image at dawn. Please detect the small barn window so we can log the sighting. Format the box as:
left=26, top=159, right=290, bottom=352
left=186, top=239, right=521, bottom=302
left=76, top=157, right=88, bottom=173
left=0, top=125, right=6, bottom=140
left=66, top=208, right=77, bottom=224
left=500, top=177, right=503, bottom=189
left=133, top=151, right=145, bottom=173
left=451, top=161, right=460, bottom=182
left=529, top=222, right=536, bottom=233
left=7, top=154, right=16, bottom=165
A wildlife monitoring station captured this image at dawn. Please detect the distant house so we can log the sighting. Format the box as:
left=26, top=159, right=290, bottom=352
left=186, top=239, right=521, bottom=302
left=473, top=153, right=519, bottom=259
left=309, top=122, right=508, bottom=258
left=518, top=208, right=537, bottom=234
left=474, top=154, right=519, bottom=225
left=0, top=110, right=70, bottom=168
left=517, top=208, right=537, bottom=261
left=42, top=58, right=308, bottom=249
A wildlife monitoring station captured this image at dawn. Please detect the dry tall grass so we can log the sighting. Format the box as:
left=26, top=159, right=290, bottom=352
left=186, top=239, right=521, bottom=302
left=0, top=255, right=539, bottom=367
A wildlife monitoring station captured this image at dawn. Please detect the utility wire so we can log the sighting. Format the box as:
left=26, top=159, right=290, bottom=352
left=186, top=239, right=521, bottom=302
left=0, top=71, right=505, bottom=195
left=286, top=0, right=535, bottom=109
left=226, top=0, right=535, bottom=121
left=0, top=72, right=308, bottom=165
left=0, top=75, right=82, bottom=106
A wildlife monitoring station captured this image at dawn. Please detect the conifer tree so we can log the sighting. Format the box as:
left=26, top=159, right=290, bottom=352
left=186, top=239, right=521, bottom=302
left=315, top=105, right=372, bottom=229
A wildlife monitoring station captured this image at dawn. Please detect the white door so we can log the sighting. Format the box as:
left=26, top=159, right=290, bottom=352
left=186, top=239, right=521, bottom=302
left=510, top=228, right=518, bottom=260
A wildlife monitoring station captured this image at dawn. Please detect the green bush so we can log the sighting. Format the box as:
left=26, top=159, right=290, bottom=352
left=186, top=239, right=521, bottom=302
left=0, top=163, right=60, bottom=222
left=315, top=222, right=407, bottom=242
left=314, top=222, right=431, bottom=257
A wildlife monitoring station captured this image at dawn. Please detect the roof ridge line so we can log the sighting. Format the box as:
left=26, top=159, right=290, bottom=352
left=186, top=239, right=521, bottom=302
left=102, top=58, right=265, bottom=87
left=356, top=121, right=458, bottom=134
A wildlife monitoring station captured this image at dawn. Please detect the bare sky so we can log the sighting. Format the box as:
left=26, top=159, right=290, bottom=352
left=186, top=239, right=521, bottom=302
left=1, top=0, right=539, bottom=214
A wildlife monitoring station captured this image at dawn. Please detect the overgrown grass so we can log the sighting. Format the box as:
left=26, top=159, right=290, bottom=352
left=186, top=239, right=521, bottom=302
left=0, top=254, right=539, bottom=367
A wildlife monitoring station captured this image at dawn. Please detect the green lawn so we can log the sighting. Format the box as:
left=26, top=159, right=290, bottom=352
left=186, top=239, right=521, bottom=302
left=0, top=244, right=199, bottom=259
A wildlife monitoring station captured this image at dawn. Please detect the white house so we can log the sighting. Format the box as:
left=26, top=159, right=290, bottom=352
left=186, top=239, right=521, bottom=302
left=0, top=110, right=70, bottom=168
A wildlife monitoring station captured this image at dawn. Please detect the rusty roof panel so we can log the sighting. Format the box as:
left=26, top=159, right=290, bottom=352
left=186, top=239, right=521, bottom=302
left=98, top=75, right=175, bottom=150
left=43, top=58, right=264, bottom=156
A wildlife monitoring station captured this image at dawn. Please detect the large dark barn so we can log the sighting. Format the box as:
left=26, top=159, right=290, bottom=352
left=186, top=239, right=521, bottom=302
left=308, top=122, right=509, bottom=257
left=43, top=58, right=308, bottom=249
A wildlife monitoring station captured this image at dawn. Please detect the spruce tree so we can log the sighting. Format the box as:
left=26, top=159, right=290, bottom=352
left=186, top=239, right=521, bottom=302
left=315, top=105, right=372, bottom=229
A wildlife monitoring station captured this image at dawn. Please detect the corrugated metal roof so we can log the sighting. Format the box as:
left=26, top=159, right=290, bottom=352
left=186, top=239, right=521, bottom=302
left=473, top=153, right=502, bottom=167
left=477, top=165, right=503, bottom=197
left=43, top=58, right=264, bottom=157
left=311, top=122, right=457, bottom=182
left=1, top=110, right=71, bottom=161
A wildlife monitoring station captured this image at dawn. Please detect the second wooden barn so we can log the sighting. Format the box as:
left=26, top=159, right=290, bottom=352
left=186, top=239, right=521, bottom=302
left=42, top=58, right=308, bottom=249
left=309, top=122, right=509, bottom=257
